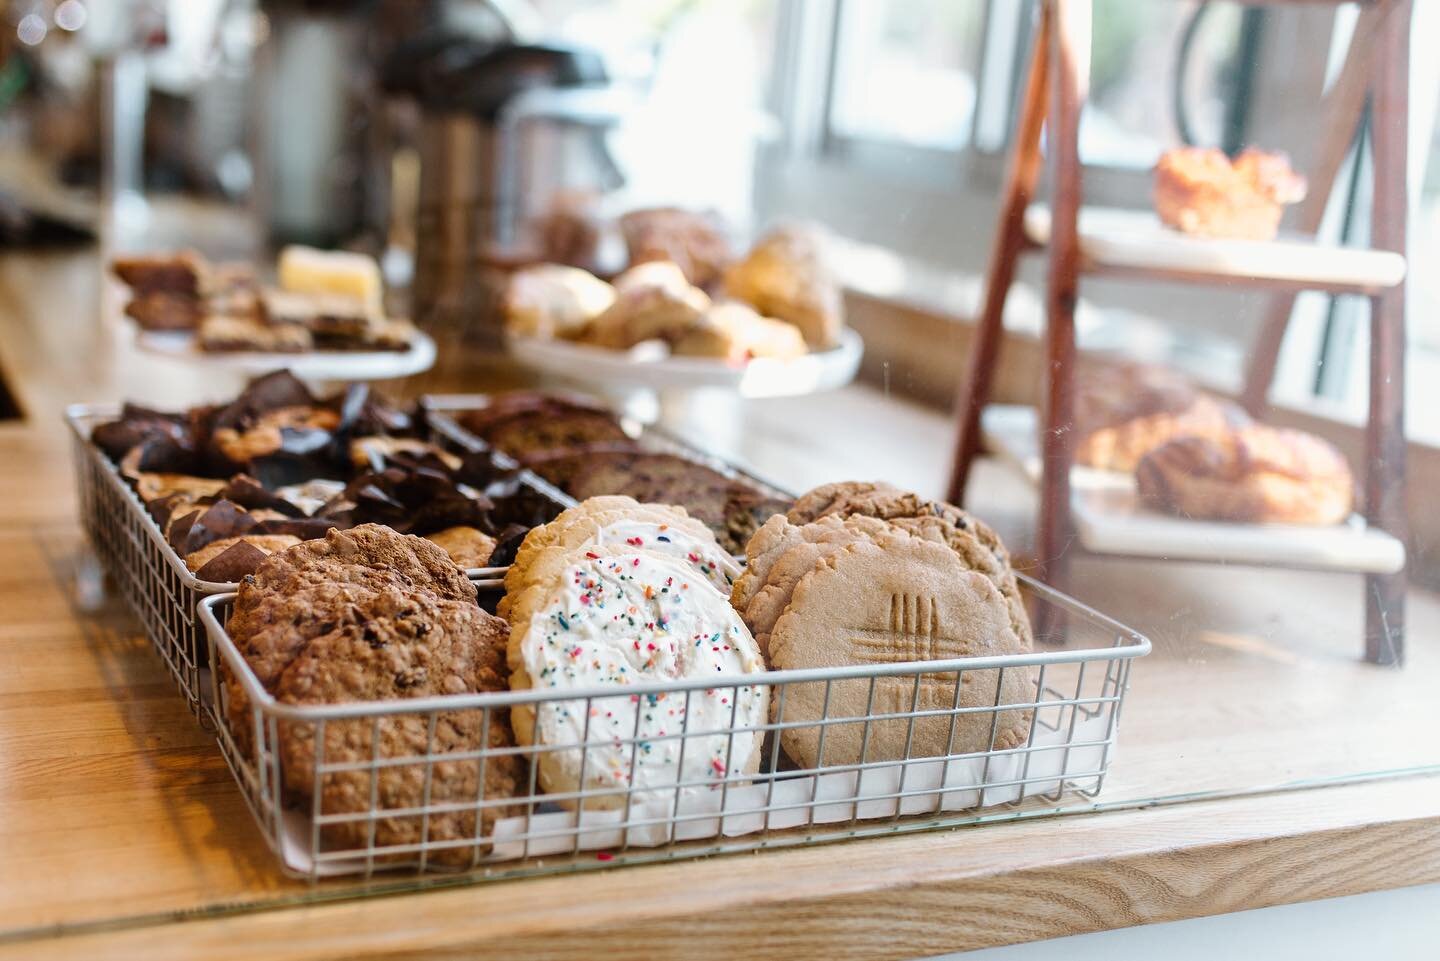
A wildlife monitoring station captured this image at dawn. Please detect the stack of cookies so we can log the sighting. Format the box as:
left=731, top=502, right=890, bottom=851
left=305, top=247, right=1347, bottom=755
left=501, top=497, right=768, bottom=809
left=225, top=525, right=523, bottom=862
left=731, top=482, right=1034, bottom=770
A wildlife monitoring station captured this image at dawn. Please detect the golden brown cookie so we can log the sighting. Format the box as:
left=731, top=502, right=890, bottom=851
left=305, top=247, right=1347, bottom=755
left=424, top=525, right=498, bottom=569
left=785, top=481, right=901, bottom=525
left=768, top=539, right=1033, bottom=769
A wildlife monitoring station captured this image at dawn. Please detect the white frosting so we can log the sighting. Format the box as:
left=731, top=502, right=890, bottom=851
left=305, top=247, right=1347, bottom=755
left=520, top=553, right=767, bottom=806
left=588, top=519, right=740, bottom=593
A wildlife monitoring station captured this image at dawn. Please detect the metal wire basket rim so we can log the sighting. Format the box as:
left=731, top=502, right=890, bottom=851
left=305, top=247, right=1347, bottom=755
left=199, top=589, right=1149, bottom=722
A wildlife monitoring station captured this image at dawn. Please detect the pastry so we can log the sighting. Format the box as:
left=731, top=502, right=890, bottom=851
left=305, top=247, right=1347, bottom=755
left=670, top=302, right=808, bottom=362
left=424, top=525, right=498, bottom=568
left=1074, top=362, right=1245, bottom=472
left=767, top=537, right=1033, bottom=768
left=274, top=595, right=521, bottom=863
left=619, top=207, right=733, bottom=288
left=111, top=251, right=207, bottom=296
left=501, top=264, right=616, bottom=340
left=124, top=290, right=204, bottom=332
left=134, top=472, right=228, bottom=505
left=507, top=548, right=767, bottom=810
left=723, top=225, right=843, bottom=349
left=582, top=262, right=711, bottom=350
left=198, top=315, right=314, bottom=353
left=277, top=245, right=384, bottom=316
left=1135, top=424, right=1354, bottom=525
left=1154, top=146, right=1307, bottom=240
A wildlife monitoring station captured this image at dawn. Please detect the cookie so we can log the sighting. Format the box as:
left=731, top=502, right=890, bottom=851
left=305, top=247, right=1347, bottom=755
left=786, top=481, right=901, bottom=525
left=768, top=539, right=1033, bottom=768
left=275, top=598, right=522, bottom=863
left=424, top=525, right=498, bottom=569
left=508, top=551, right=768, bottom=810
left=796, top=486, right=1031, bottom=648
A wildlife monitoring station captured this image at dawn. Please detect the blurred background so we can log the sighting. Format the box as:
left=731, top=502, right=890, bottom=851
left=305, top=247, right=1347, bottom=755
left=3, top=0, right=1439, bottom=439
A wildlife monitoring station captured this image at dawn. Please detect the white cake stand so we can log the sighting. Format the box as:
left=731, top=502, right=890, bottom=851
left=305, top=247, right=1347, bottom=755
left=504, top=327, right=863, bottom=399
left=135, top=329, right=437, bottom=382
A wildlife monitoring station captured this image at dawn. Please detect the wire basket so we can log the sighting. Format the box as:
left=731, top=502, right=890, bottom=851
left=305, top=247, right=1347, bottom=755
left=64, top=403, right=571, bottom=719
left=199, top=575, right=1148, bottom=880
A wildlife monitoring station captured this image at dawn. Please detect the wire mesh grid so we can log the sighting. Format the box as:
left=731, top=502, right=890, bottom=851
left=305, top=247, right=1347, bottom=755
left=199, top=575, right=1148, bottom=881
left=64, top=403, right=572, bottom=719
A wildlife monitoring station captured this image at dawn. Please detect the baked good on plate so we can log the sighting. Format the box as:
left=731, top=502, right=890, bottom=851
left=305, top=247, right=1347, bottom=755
left=1074, top=361, right=1247, bottom=472
left=1135, top=423, right=1354, bottom=525
left=619, top=207, right=733, bottom=288
left=670, top=301, right=808, bottom=362
left=582, top=261, right=711, bottom=349
left=1154, top=146, right=1307, bottom=240
left=501, top=264, right=616, bottom=340
left=723, top=224, right=844, bottom=349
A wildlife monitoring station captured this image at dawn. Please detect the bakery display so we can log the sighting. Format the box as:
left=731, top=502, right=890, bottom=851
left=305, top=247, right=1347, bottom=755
left=501, top=498, right=768, bottom=809
left=732, top=482, right=1033, bottom=768
left=456, top=391, right=790, bottom=554
left=110, top=245, right=418, bottom=353
left=1153, top=146, right=1308, bottom=240
left=500, top=216, right=847, bottom=364
left=1074, top=361, right=1247, bottom=472
left=224, top=525, right=523, bottom=861
left=1136, top=423, right=1355, bottom=525
left=93, top=371, right=563, bottom=579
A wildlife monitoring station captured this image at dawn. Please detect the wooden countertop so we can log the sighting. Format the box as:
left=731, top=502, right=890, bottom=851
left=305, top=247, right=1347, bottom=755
left=1, top=249, right=1439, bottom=959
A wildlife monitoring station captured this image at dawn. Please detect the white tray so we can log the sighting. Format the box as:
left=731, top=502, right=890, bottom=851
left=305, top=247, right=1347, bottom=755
left=136, top=329, right=437, bottom=381
left=1024, top=205, right=1406, bottom=294
left=504, top=327, right=863, bottom=398
left=981, top=404, right=1406, bottom=575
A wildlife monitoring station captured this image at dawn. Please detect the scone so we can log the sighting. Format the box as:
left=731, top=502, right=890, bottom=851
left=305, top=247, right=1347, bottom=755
left=619, top=207, right=732, bottom=288
left=724, top=225, right=844, bottom=349
left=671, top=301, right=808, bottom=362
left=582, top=261, right=711, bottom=349
left=1135, top=424, right=1354, bottom=525
left=501, top=264, right=616, bottom=340
left=767, top=537, right=1033, bottom=768
left=1154, top=146, right=1307, bottom=240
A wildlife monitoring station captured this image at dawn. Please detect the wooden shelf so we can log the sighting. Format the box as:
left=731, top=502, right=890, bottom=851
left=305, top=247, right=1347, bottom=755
left=982, top=404, right=1406, bottom=574
left=1023, top=205, right=1407, bottom=295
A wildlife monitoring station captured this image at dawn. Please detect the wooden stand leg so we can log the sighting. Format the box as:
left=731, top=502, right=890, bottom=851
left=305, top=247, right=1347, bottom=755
left=1034, top=0, right=1090, bottom=639
left=947, top=4, right=1053, bottom=505
left=1240, top=7, right=1384, bottom=416
left=1363, top=0, right=1411, bottom=665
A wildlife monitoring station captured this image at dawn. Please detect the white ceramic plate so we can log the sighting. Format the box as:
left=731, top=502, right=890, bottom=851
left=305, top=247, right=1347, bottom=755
left=504, top=327, right=863, bottom=398
left=135, top=329, right=437, bottom=381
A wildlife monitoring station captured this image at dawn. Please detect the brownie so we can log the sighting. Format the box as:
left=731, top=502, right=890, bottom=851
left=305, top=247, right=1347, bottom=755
left=484, top=411, right=634, bottom=459
left=124, top=290, right=203, bottom=331
left=111, top=251, right=206, bottom=295
left=559, top=451, right=790, bottom=553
